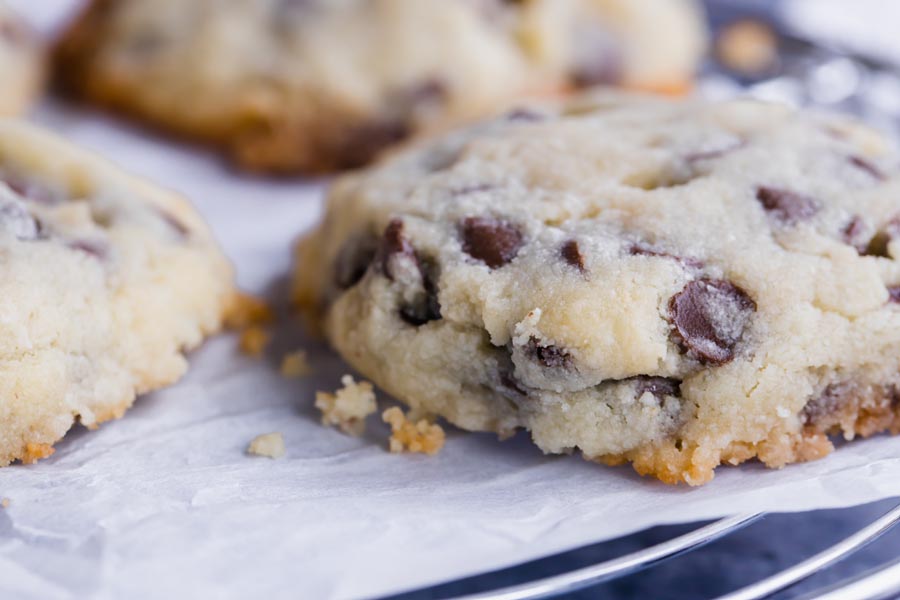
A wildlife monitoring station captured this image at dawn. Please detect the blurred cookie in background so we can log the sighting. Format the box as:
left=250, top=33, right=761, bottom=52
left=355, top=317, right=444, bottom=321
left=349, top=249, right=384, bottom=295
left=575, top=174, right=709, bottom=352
left=0, top=2, right=43, bottom=116
left=52, top=0, right=707, bottom=175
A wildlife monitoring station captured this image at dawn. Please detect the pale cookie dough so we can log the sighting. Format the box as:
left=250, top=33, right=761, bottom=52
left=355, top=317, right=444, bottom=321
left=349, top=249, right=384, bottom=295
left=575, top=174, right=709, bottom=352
left=0, top=119, right=234, bottom=466
left=53, top=0, right=706, bottom=173
left=0, top=3, right=42, bottom=116
left=294, top=91, right=900, bottom=485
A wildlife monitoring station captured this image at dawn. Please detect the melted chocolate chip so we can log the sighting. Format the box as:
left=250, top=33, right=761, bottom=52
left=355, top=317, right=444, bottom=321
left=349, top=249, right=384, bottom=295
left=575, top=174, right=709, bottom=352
left=399, top=270, right=442, bottom=326
left=631, top=376, right=682, bottom=399
left=460, top=217, right=524, bottom=268
left=842, top=216, right=872, bottom=254
left=669, top=279, right=756, bottom=365
left=561, top=240, right=585, bottom=272
left=849, top=155, right=885, bottom=181
left=379, top=219, right=416, bottom=280
left=526, top=337, right=572, bottom=369
left=334, top=233, right=378, bottom=289
left=756, top=186, right=819, bottom=224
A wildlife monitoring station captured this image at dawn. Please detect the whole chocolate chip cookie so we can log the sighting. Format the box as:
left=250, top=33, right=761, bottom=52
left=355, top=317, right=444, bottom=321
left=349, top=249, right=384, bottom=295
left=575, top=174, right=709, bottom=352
left=293, top=92, right=900, bottom=485
left=0, top=119, right=234, bottom=466
left=0, top=3, right=42, bottom=116
left=53, top=0, right=706, bottom=174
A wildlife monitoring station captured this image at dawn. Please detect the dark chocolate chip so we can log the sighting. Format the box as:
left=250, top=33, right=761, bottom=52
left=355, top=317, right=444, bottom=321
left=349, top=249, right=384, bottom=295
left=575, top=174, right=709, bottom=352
left=802, top=382, right=851, bottom=426
left=755, top=186, right=819, bottom=224
left=399, top=257, right=442, bottom=326
left=561, top=239, right=585, bottom=272
left=629, top=243, right=704, bottom=270
left=460, top=216, right=524, bottom=268
left=842, top=215, right=872, bottom=254
left=336, top=120, right=411, bottom=170
left=669, top=279, right=756, bottom=365
left=334, top=233, right=378, bottom=289
left=631, top=376, right=682, bottom=399
left=888, top=285, right=900, bottom=304
left=499, top=369, right=527, bottom=398
left=526, top=336, right=572, bottom=369
left=849, top=155, right=885, bottom=181
left=379, top=219, right=416, bottom=280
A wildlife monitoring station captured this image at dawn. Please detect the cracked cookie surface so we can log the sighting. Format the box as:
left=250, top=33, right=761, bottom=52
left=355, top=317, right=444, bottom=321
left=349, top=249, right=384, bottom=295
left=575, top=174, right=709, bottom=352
left=294, top=92, right=900, bottom=485
left=53, top=0, right=705, bottom=173
left=0, top=119, right=234, bottom=466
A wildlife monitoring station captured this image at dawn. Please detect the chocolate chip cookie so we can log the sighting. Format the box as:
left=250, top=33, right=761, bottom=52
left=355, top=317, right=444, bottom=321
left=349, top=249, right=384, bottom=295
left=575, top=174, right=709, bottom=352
left=53, top=0, right=706, bottom=174
left=293, top=92, right=900, bottom=485
left=0, top=119, right=234, bottom=466
left=0, top=3, right=42, bottom=116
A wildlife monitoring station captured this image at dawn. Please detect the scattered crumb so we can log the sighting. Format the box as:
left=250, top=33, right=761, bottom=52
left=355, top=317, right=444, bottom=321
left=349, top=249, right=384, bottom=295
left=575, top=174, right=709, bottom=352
left=716, top=19, right=779, bottom=75
left=316, top=375, right=377, bottom=436
left=1, top=498, right=9, bottom=509
left=225, top=292, right=274, bottom=329
left=247, top=432, right=286, bottom=459
left=239, top=326, right=271, bottom=357
left=280, top=350, right=312, bottom=378
left=382, top=407, right=446, bottom=455
left=22, top=442, right=55, bottom=464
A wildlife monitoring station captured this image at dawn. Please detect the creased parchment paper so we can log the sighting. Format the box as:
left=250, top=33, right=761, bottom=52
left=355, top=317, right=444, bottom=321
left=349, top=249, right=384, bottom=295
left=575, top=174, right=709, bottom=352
left=3, top=3, right=900, bottom=600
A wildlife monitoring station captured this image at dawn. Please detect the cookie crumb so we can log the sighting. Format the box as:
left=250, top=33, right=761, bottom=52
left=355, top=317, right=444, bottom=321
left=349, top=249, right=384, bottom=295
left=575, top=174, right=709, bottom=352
left=239, top=327, right=271, bottom=357
left=22, top=442, right=55, bottom=464
left=280, top=350, right=312, bottom=378
left=247, top=432, right=285, bottom=459
left=1, top=498, right=9, bottom=509
left=225, top=292, right=274, bottom=329
left=316, top=375, right=377, bottom=436
left=382, top=407, right=446, bottom=455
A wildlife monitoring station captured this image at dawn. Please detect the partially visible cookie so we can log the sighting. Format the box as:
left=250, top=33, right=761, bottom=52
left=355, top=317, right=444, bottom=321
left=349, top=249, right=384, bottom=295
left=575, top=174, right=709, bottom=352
left=53, top=0, right=706, bottom=174
left=0, top=3, right=42, bottom=116
left=293, top=91, right=900, bottom=485
left=0, top=119, right=234, bottom=466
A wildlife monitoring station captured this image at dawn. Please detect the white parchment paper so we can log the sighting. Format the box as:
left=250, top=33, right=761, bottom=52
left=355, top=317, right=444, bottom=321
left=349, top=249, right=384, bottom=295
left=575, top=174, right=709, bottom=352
left=3, top=2, right=900, bottom=600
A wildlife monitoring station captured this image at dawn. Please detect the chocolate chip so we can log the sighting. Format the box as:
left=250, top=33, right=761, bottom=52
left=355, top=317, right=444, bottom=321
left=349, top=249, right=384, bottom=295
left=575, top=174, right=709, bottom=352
left=802, top=382, right=851, bottom=426
left=68, top=239, right=108, bottom=259
left=505, top=108, right=546, bottom=122
left=669, top=279, right=756, bottom=365
left=334, top=233, right=378, bottom=289
left=526, top=336, right=572, bottom=369
left=399, top=268, right=442, bottom=326
left=842, top=216, right=871, bottom=254
left=405, top=79, right=448, bottom=108
left=755, top=186, right=819, bottom=224
left=631, top=376, right=682, bottom=399
left=335, top=120, right=411, bottom=170
left=561, top=240, right=585, bottom=272
left=378, top=219, right=416, bottom=280
left=888, top=286, right=900, bottom=304
left=460, top=217, right=524, bottom=268
left=629, top=243, right=703, bottom=270
left=570, top=25, right=623, bottom=87
left=849, top=155, right=885, bottom=181
left=861, top=216, right=900, bottom=258
left=498, top=369, right=527, bottom=398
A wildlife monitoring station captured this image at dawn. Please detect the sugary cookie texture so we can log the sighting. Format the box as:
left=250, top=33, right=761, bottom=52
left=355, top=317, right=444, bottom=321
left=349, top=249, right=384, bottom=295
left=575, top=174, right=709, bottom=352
left=53, top=0, right=705, bottom=173
left=0, top=3, right=42, bottom=116
left=0, top=119, right=234, bottom=466
left=294, top=92, right=900, bottom=485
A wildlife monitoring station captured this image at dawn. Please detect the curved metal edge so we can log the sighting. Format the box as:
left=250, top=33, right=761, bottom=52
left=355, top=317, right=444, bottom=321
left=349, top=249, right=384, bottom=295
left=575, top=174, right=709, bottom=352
left=716, top=502, right=900, bottom=600
left=450, top=513, right=764, bottom=600
left=796, top=556, right=900, bottom=600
